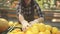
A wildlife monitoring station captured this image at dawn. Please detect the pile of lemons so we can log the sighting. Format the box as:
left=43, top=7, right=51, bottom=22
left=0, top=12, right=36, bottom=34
left=8, top=23, right=60, bottom=34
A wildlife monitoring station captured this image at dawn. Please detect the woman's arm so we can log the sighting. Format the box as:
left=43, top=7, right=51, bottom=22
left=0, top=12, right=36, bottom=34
left=16, top=2, right=30, bottom=31
left=35, top=3, right=44, bottom=22
left=29, top=2, right=44, bottom=24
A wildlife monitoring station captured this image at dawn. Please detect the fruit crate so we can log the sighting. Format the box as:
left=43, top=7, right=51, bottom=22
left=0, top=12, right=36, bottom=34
left=0, top=0, right=19, bottom=10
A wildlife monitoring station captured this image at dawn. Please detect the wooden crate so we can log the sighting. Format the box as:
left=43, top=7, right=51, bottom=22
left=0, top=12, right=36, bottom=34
left=44, top=10, right=60, bottom=22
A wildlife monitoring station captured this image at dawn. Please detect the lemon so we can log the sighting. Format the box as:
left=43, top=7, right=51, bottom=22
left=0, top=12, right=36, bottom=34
left=16, top=32, right=24, bottom=34
left=9, top=21, right=14, bottom=26
left=26, top=27, right=31, bottom=31
left=39, top=23, right=46, bottom=32
left=39, top=32, right=45, bottom=34
left=32, top=23, right=39, bottom=27
left=25, top=31, right=34, bottom=34
left=45, top=30, right=51, bottom=34
left=31, top=25, right=39, bottom=34
left=10, top=32, right=24, bottom=34
left=11, top=28, right=21, bottom=33
left=45, top=25, right=52, bottom=31
left=52, top=27, right=58, bottom=34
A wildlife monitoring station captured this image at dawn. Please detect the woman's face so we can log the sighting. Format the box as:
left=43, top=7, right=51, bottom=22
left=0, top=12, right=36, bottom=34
left=24, top=0, right=31, bottom=5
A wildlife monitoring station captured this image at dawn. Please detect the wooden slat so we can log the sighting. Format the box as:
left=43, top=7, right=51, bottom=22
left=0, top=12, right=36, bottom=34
left=53, top=15, right=60, bottom=17
left=44, top=11, right=60, bottom=22
left=45, top=16, right=52, bottom=20
left=54, top=13, right=60, bottom=15
left=52, top=19, right=60, bottom=22
left=7, top=14, right=17, bottom=18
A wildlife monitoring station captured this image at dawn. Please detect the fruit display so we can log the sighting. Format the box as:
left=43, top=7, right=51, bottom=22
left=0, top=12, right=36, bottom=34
left=10, top=0, right=19, bottom=8
left=8, top=23, right=60, bottom=34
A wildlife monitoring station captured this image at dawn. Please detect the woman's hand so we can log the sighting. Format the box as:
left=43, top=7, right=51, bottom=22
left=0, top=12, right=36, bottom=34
left=21, top=20, right=30, bottom=31
left=18, top=14, right=30, bottom=31
left=29, top=17, right=44, bottom=25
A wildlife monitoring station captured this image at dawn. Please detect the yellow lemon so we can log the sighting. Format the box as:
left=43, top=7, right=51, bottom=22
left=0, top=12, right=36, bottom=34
left=32, top=23, right=39, bottom=27
left=12, top=28, right=21, bottom=33
left=16, top=32, right=24, bottom=34
left=9, top=21, right=14, bottom=26
left=26, top=27, right=31, bottom=31
left=31, top=25, right=39, bottom=34
left=39, top=23, right=46, bottom=32
left=39, top=32, right=45, bottom=34
left=45, top=25, right=52, bottom=31
left=52, top=27, right=58, bottom=34
left=25, top=31, right=34, bottom=34
left=45, top=30, right=51, bottom=34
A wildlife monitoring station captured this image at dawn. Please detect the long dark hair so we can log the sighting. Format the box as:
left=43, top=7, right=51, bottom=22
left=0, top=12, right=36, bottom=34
left=21, top=0, right=35, bottom=7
